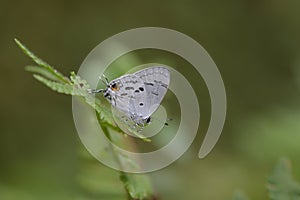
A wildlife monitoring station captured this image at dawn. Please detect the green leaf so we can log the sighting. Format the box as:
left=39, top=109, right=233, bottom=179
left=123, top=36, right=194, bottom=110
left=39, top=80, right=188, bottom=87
left=100, top=116, right=154, bottom=200
left=33, top=72, right=115, bottom=125
left=268, top=158, right=300, bottom=200
left=15, top=38, right=70, bottom=84
left=233, top=191, right=250, bottom=200
left=70, top=72, right=115, bottom=125
left=25, top=65, right=63, bottom=82
left=77, top=147, right=126, bottom=200
left=33, top=74, right=74, bottom=95
left=120, top=173, right=154, bottom=200
left=16, top=39, right=155, bottom=200
left=125, top=128, right=151, bottom=143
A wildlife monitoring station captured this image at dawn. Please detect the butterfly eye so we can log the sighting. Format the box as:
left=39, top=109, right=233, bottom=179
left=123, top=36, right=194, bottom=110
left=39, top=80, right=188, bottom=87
left=111, top=83, right=120, bottom=91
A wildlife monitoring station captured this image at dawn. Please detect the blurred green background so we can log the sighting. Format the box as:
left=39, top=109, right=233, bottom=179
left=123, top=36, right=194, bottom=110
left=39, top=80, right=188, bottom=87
left=1, top=0, right=300, bottom=199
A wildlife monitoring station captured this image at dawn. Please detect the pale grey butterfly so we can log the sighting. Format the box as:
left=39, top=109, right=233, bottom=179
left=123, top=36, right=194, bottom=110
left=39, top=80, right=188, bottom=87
left=89, top=66, right=170, bottom=134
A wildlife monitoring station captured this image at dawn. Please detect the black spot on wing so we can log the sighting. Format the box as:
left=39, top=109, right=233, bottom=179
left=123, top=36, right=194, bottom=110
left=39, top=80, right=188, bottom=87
left=125, top=87, right=134, bottom=90
left=146, top=117, right=151, bottom=124
left=153, top=80, right=168, bottom=88
left=144, top=82, right=154, bottom=86
left=161, top=83, right=168, bottom=88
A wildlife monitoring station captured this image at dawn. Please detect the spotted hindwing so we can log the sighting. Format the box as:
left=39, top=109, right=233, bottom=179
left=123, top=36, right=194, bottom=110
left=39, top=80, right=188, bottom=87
left=133, top=66, right=170, bottom=117
left=108, top=66, right=170, bottom=126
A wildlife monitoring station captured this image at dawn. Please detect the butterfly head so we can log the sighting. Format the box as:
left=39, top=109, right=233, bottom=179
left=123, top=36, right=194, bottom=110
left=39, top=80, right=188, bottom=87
left=109, top=82, right=120, bottom=91
left=88, top=76, right=121, bottom=103
left=103, top=81, right=120, bottom=100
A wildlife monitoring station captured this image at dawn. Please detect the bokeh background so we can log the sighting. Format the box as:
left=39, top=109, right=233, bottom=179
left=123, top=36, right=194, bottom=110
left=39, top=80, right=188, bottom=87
left=1, top=0, right=300, bottom=200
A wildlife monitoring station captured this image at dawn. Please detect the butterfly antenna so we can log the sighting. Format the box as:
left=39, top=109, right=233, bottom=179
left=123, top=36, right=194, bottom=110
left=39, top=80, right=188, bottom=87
left=87, top=88, right=104, bottom=94
left=87, top=74, right=109, bottom=93
left=100, top=74, right=109, bottom=85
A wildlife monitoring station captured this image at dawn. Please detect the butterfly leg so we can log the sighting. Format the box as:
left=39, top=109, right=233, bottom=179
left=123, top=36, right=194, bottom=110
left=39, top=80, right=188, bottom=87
left=87, top=89, right=104, bottom=93
left=137, top=124, right=144, bottom=133
left=119, top=116, right=140, bottom=135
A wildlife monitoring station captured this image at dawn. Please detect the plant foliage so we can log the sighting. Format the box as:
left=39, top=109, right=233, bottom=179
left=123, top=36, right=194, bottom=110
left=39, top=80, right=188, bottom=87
left=15, top=39, right=154, bottom=200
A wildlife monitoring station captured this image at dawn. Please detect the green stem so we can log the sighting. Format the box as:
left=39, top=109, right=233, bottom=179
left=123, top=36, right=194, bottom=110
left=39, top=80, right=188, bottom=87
left=96, top=112, right=134, bottom=200
left=16, top=38, right=154, bottom=200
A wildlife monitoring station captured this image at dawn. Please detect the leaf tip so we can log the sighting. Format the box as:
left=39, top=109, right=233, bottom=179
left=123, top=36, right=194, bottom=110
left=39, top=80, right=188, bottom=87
left=14, top=38, right=29, bottom=55
left=14, top=38, right=19, bottom=43
left=14, top=38, right=23, bottom=48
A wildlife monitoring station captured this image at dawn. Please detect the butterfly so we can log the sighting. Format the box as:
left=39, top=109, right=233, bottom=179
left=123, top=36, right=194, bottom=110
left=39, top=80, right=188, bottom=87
left=89, top=66, right=170, bottom=133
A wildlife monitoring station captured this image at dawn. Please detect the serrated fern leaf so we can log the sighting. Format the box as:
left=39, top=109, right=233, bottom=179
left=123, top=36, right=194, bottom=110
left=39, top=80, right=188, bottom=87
left=17, top=39, right=155, bottom=200
left=101, top=119, right=154, bottom=200
left=233, top=191, right=250, bottom=200
left=15, top=39, right=69, bottom=84
left=268, top=158, right=300, bottom=200
left=77, top=146, right=126, bottom=200
left=120, top=173, right=153, bottom=200
left=33, top=73, right=115, bottom=125
left=33, top=74, right=74, bottom=95
left=26, top=65, right=63, bottom=82
left=70, top=72, right=115, bottom=125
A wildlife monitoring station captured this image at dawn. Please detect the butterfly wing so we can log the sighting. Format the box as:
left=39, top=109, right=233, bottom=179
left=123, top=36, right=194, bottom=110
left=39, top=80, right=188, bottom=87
left=108, top=66, right=170, bottom=125
left=109, top=74, right=151, bottom=124
left=133, top=66, right=170, bottom=117
left=109, top=74, right=143, bottom=115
